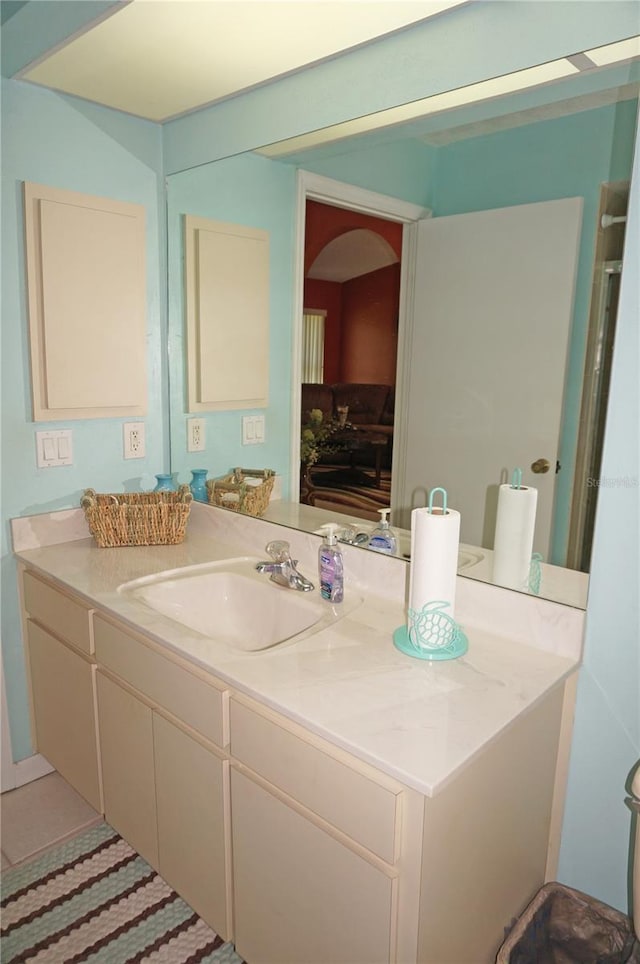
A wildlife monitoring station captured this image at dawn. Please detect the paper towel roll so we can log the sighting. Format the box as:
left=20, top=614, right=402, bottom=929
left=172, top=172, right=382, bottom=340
left=492, top=483, right=538, bottom=591
left=409, top=505, right=460, bottom=620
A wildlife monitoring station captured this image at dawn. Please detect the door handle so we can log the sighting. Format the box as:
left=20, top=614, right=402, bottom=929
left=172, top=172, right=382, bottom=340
left=531, top=458, right=550, bottom=474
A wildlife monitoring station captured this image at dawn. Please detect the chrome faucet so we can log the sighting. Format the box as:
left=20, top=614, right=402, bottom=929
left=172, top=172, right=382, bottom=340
left=255, top=540, right=314, bottom=592
left=338, top=524, right=369, bottom=546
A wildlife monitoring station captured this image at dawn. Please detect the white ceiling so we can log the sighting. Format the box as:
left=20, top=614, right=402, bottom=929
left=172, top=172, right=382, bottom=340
left=17, top=0, right=466, bottom=122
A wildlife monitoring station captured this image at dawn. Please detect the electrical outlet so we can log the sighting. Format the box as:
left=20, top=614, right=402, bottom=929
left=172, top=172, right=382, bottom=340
left=187, top=418, right=206, bottom=452
left=123, top=421, right=145, bottom=459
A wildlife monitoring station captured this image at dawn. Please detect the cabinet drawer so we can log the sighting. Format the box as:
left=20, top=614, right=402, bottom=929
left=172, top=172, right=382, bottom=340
left=230, top=698, right=401, bottom=864
left=94, top=614, right=227, bottom=748
left=23, top=570, right=92, bottom=655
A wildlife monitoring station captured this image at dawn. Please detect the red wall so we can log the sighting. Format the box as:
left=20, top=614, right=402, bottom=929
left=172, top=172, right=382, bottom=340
left=303, top=200, right=402, bottom=385
left=341, top=264, right=400, bottom=384
left=303, top=278, right=343, bottom=383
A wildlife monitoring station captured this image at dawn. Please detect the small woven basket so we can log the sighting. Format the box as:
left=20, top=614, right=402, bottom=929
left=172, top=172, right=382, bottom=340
left=81, top=486, right=193, bottom=547
left=206, top=468, right=275, bottom=517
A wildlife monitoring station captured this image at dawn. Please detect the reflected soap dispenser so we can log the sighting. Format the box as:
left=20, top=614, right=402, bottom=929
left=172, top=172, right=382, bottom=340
left=318, top=524, right=344, bottom=604
left=368, top=508, right=398, bottom=555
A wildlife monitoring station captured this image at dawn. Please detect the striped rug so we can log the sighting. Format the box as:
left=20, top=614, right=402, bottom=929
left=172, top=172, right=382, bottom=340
left=308, top=466, right=392, bottom=520
left=1, top=822, right=244, bottom=963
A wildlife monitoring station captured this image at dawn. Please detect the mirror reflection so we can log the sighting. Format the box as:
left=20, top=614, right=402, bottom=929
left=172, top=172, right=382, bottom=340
left=168, top=54, right=639, bottom=610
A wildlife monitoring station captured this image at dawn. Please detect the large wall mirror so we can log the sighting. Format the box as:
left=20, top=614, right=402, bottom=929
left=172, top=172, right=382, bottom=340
left=167, top=44, right=639, bottom=610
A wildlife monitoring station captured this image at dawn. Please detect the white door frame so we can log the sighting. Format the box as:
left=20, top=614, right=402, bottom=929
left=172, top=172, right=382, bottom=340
left=291, top=170, right=429, bottom=505
left=1, top=649, right=15, bottom=792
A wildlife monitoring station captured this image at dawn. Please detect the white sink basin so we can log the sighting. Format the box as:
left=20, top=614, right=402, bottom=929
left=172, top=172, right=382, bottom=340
left=118, top=557, right=353, bottom=652
left=456, top=548, right=485, bottom=571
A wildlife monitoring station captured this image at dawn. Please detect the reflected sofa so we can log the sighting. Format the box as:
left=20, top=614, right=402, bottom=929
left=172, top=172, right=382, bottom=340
left=301, top=382, right=394, bottom=469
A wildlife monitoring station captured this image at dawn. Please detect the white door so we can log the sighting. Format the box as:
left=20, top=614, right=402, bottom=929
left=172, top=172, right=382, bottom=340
left=396, top=198, right=583, bottom=559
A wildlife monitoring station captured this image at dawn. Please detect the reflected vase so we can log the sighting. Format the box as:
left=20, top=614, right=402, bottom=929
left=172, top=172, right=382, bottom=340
left=190, top=468, right=209, bottom=503
left=154, top=473, right=177, bottom=492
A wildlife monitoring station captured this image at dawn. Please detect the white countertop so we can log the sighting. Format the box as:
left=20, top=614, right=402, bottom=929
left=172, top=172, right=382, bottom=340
left=13, top=505, right=582, bottom=798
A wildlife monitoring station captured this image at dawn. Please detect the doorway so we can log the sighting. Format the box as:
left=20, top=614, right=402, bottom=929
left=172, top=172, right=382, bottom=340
left=292, top=172, right=429, bottom=520
left=301, top=200, right=402, bottom=519
left=567, top=181, right=630, bottom=571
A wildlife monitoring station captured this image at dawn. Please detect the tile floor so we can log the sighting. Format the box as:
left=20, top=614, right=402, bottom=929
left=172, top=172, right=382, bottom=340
left=1, top=771, right=101, bottom=872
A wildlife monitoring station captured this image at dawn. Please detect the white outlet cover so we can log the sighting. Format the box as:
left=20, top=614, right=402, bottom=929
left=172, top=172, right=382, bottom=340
left=187, top=417, right=206, bottom=452
left=124, top=421, right=146, bottom=459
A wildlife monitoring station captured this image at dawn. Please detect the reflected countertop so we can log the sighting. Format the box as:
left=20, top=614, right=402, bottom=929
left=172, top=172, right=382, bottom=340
left=261, top=501, right=589, bottom=609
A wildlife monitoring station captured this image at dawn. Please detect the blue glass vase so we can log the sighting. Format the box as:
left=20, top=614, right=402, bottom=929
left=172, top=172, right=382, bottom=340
left=154, top=474, right=177, bottom=492
left=190, top=469, right=208, bottom=503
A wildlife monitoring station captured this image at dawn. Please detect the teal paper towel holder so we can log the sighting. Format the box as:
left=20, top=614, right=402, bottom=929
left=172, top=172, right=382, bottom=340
left=393, top=487, right=468, bottom=661
left=393, top=601, right=468, bottom=661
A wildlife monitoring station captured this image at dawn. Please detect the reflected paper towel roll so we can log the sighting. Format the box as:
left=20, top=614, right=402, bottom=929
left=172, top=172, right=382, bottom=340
left=409, top=505, right=460, bottom=619
left=492, top=483, right=538, bottom=591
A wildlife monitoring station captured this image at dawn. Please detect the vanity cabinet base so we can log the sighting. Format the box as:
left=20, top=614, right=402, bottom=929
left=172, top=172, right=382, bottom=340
left=96, top=671, right=159, bottom=870
left=26, top=620, right=101, bottom=812
left=20, top=566, right=101, bottom=812
left=154, top=713, right=230, bottom=939
left=231, top=767, right=395, bottom=964
left=417, top=684, right=566, bottom=963
left=96, top=669, right=232, bottom=942
left=18, top=564, right=575, bottom=964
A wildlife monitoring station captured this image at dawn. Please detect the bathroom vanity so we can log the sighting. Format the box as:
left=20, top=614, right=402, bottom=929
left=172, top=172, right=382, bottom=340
left=13, top=505, right=583, bottom=964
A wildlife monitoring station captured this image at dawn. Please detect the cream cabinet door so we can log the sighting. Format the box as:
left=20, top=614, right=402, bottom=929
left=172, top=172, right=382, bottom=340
left=27, top=621, right=101, bottom=811
left=184, top=215, right=269, bottom=412
left=96, top=671, right=159, bottom=870
left=23, top=182, right=147, bottom=421
left=231, top=768, right=395, bottom=964
left=153, top=714, right=231, bottom=941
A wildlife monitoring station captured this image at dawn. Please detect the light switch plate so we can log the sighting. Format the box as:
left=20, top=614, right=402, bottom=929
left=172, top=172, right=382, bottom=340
left=36, top=430, right=73, bottom=467
left=242, top=415, right=265, bottom=445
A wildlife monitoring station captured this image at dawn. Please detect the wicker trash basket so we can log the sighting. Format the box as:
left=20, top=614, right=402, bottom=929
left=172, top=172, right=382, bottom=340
left=496, top=882, right=638, bottom=964
left=207, top=468, right=275, bottom=517
left=81, top=486, right=193, bottom=547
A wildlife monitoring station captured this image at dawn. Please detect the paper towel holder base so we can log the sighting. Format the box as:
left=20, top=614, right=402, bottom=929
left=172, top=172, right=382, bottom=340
left=393, top=625, right=468, bottom=661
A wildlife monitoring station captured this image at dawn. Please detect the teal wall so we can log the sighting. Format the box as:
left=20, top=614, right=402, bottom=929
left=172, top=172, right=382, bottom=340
left=283, top=138, right=437, bottom=209
left=1, top=78, right=166, bottom=760
left=167, top=153, right=297, bottom=495
left=557, top=104, right=639, bottom=914
left=2, top=0, right=638, bottom=919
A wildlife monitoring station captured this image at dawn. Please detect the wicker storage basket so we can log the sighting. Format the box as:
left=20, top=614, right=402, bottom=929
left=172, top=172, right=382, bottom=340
left=496, top=882, right=637, bottom=963
left=81, top=486, right=193, bottom=547
left=206, top=468, right=275, bottom=517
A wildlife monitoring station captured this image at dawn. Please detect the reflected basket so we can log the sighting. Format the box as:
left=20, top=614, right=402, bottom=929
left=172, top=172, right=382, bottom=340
left=207, top=467, right=275, bottom=517
left=81, top=486, right=193, bottom=547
